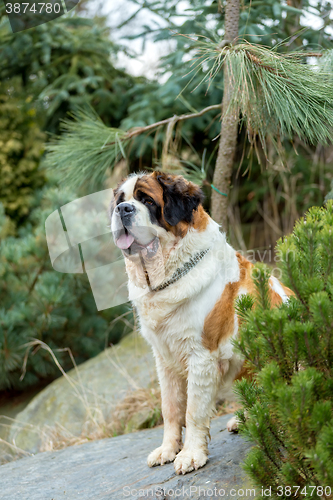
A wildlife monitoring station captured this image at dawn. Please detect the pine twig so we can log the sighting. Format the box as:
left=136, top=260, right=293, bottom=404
left=106, top=104, right=223, bottom=146
left=28, top=261, right=47, bottom=294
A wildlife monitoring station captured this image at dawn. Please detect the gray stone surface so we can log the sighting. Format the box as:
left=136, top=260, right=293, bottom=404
left=0, top=414, right=254, bottom=500
left=8, top=332, right=156, bottom=454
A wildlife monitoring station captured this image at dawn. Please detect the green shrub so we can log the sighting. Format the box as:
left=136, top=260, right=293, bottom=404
left=0, top=187, right=133, bottom=392
left=0, top=85, right=45, bottom=225
left=234, top=201, right=333, bottom=499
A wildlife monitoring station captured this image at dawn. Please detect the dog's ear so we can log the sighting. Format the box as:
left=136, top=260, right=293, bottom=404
left=156, top=173, right=204, bottom=226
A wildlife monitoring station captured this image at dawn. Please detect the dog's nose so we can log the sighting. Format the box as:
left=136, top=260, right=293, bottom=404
left=115, top=202, right=136, bottom=219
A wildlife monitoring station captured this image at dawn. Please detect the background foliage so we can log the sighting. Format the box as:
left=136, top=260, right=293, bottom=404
left=0, top=82, right=45, bottom=225
left=0, top=5, right=137, bottom=392
left=0, top=186, right=133, bottom=391
left=46, top=0, right=333, bottom=242
left=0, top=0, right=332, bottom=394
left=127, top=0, right=333, bottom=247
left=0, top=9, right=139, bottom=133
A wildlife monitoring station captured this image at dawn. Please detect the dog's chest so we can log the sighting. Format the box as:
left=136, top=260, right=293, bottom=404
left=133, top=274, right=228, bottom=368
left=137, top=299, right=198, bottom=370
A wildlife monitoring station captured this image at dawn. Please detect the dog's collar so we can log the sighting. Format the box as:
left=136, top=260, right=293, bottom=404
left=140, top=248, right=210, bottom=292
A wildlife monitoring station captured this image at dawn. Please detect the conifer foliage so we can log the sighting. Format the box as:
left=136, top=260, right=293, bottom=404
left=0, top=187, right=131, bottom=392
left=234, top=201, right=333, bottom=498
left=0, top=84, right=45, bottom=225
left=0, top=7, right=137, bottom=394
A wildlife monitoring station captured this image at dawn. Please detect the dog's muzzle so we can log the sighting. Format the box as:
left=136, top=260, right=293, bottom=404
left=112, top=203, right=160, bottom=256
left=113, top=203, right=136, bottom=249
left=115, top=202, right=136, bottom=224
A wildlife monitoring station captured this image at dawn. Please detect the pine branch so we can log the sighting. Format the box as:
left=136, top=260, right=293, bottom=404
left=44, top=105, right=222, bottom=190
left=28, top=259, right=47, bottom=294
left=225, top=45, right=333, bottom=149
left=182, top=34, right=333, bottom=157
left=45, top=43, right=333, bottom=193
left=117, top=104, right=222, bottom=143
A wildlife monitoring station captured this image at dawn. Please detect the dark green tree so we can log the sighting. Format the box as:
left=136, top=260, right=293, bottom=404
left=0, top=3, right=142, bottom=226
left=0, top=4, right=139, bottom=134
left=234, top=201, right=333, bottom=498
left=0, top=82, right=45, bottom=225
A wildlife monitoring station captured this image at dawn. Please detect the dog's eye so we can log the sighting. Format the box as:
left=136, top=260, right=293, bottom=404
left=144, top=197, right=154, bottom=206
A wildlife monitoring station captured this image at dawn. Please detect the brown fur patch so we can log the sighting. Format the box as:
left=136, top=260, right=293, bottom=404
left=202, top=281, right=240, bottom=352
left=268, top=278, right=294, bottom=306
left=192, top=205, right=209, bottom=232
left=133, top=171, right=206, bottom=237
left=170, top=222, right=188, bottom=238
left=270, top=288, right=283, bottom=307
left=202, top=253, right=293, bottom=352
left=236, top=252, right=255, bottom=292
left=281, top=282, right=294, bottom=297
left=202, top=253, right=256, bottom=352
left=133, top=174, right=165, bottom=207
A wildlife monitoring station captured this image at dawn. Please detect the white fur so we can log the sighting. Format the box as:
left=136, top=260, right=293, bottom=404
left=120, top=174, right=141, bottom=198
left=227, top=415, right=239, bottom=432
left=270, top=276, right=289, bottom=303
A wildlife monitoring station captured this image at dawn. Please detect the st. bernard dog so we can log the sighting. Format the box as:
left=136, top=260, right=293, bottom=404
left=110, top=171, right=293, bottom=475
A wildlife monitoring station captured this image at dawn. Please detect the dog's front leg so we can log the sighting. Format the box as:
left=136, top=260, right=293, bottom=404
left=147, top=353, right=187, bottom=467
left=174, top=351, right=218, bottom=475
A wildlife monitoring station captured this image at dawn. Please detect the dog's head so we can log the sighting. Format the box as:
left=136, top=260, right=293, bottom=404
left=110, top=171, right=206, bottom=257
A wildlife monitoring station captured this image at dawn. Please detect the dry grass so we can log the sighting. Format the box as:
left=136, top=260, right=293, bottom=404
left=1, top=334, right=162, bottom=460
left=1, top=335, right=241, bottom=461
left=39, top=385, right=162, bottom=453
left=216, top=399, right=242, bottom=417
left=0, top=419, right=33, bottom=464
left=0, top=385, right=162, bottom=461
left=110, top=386, right=162, bottom=435
left=38, top=391, right=240, bottom=453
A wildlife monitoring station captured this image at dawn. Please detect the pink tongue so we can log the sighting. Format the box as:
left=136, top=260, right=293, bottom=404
left=116, top=233, right=135, bottom=249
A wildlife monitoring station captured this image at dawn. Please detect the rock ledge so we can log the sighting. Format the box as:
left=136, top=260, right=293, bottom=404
left=0, top=414, right=254, bottom=500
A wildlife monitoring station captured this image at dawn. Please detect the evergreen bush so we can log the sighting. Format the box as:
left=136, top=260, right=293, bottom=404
left=0, top=186, right=133, bottom=392
left=234, top=201, right=333, bottom=498
left=0, top=84, right=45, bottom=225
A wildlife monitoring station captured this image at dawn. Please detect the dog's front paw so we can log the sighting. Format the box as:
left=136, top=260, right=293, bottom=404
left=227, top=415, right=239, bottom=432
left=174, top=448, right=208, bottom=475
left=147, top=444, right=181, bottom=467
